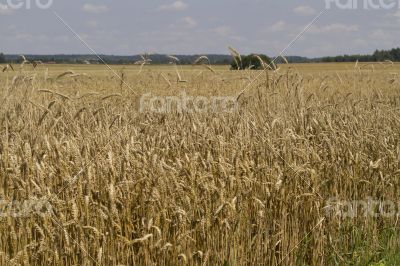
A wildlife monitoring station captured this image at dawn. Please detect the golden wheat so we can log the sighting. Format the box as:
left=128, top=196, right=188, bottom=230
left=0, top=61, right=399, bottom=265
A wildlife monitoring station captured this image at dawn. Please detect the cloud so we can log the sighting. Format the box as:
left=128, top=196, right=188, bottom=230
left=87, top=20, right=99, bottom=28
left=293, top=6, right=316, bottom=16
left=158, top=1, right=188, bottom=11
left=83, top=4, right=108, bottom=14
left=0, top=4, right=13, bottom=15
left=309, top=23, right=359, bottom=33
left=324, top=23, right=359, bottom=32
left=269, top=21, right=286, bottom=32
left=212, top=26, right=231, bottom=36
left=265, top=21, right=358, bottom=37
left=15, top=33, right=34, bottom=41
left=369, top=29, right=390, bottom=39
left=181, top=17, right=197, bottom=28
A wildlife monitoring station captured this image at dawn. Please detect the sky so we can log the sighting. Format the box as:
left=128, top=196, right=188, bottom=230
left=0, top=0, right=400, bottom=57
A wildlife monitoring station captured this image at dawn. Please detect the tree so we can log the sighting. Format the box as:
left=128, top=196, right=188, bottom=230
left=0, top=53, right=5, bottom=64
left=230, top=54, right=273, bottom=70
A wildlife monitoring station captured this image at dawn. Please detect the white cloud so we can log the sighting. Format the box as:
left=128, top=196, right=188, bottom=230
left=324, top=23, right=359, bottom=32
left=213, top=26, right=231, bottom=36
left=309, top=23, right=359, bottom=33
left=265, top=22, right=358, bottom=38
left=0, top=4, right=13, bottom=15
left=83, top=4, right=108, bottom=14
left=367, top=30, right=397, bottom=49
left=87, top=20, right=99, bottom=28
left=158, top=1, right=188, bottom=11
left=269, top=21, right=286, bottom=32
left=393, top=10, right=400, bottom=17
left=15, top=33, right=33, bottom=41
left=181, top=17, right=197, bottom=28
left=293, top=6, right=316, bottom=16
left=369, top=29, right=390, bottom=39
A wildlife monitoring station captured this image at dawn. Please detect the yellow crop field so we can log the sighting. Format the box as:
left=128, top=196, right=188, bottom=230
left=1, top=61, right=400, bottom=265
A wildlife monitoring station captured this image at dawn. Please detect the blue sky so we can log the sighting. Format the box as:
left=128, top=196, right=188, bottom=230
left=0, top=0, right=399, bottom=57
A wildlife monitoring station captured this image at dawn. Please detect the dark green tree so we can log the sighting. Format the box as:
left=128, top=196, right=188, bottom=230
left=230, top=54, right=273, bottom=70
left=0, top=53, right=5, bottom=64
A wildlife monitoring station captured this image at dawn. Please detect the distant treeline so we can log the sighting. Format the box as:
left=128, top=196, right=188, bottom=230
left=1, top=48, right=400, bottom=65
left=0, top=53, right=312, bottom=65
left=319, top=48, right=400, bottom=62
left=2, top=54, right=234, bottom=65
left=0, top=53, right=5, bottom=64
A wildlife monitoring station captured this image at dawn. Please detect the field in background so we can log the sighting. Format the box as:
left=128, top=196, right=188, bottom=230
left=3, top=61, right=399, bottom=75
left=1, top=62, right=400, bottom=265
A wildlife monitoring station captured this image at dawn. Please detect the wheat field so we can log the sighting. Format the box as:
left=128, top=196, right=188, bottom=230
left=0, top=62, right=400, bottom=265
